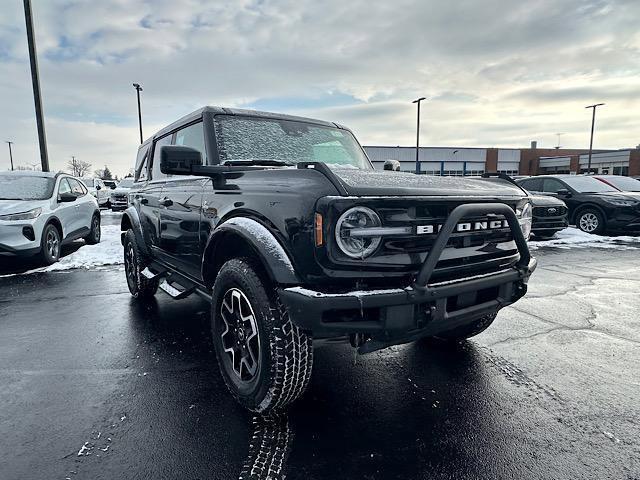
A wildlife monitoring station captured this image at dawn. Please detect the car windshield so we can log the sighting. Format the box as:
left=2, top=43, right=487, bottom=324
left=214, top=115, right=372, bottom=169
left=118, top=179, right=134, bottom=188
left=80, top=178, right=95, bottom=188
left=599, top=176, right=640, bottom=192
left=0, top=174, right=55, bottom=200
left=562, top=176, right=618, bottom=193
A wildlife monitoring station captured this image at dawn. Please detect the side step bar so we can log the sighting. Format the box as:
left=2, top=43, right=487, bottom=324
left=141, top=262, right=198, bottom=300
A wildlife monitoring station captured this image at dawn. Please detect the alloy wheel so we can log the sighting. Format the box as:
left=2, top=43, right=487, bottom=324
left=46, top=229, right=59, bottom=259
left=579, top=212, right=599, bottom=233
left=220, top=288, right=261, bottom=382
left=124, top=243, right=138, bottom=291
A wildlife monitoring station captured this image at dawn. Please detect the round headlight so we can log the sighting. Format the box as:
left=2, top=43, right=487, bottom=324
left=335, top=207, right=382, bottom=259
left=518, top=202, right=533, bottom=239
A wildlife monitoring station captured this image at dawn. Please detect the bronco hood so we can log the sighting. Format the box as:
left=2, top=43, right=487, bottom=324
left=330, top=169, right=525, bottom=198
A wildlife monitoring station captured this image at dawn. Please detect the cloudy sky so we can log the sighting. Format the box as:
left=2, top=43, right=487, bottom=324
left=1, top=0, right=639, bottom=176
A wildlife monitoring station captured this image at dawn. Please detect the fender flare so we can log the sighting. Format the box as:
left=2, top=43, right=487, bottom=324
left=202, top=216, right=301, bottom=287
left=120, top=207, right=150, bottom=256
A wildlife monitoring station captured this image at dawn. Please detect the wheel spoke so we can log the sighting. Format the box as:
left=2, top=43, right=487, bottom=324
left=219, top=288, right=261, bottom=382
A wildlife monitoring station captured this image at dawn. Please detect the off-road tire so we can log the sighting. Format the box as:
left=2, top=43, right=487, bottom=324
left=123, top=229, right=158, bottom=299
left=85, top=213, right=101, bottom=245
left=429, top=312, right=498, bottom=342
left=576, top=208, right=605, bottom=235
left=39, top=223, right=61, bottom=265
left=211, top=258, right=313, bottom=412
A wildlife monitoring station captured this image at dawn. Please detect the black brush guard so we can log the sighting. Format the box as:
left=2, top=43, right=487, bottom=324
left=278, top=203, right=537, bottom=350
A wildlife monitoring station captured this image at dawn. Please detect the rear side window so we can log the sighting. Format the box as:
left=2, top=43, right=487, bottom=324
left=135, top=145, right=150, bottom=182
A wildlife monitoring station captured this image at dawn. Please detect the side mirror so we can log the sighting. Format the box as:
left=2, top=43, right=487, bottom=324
left=59, top=192, right=77, bottom=203
left=160, top=145, right=203, bottom=175
left=96, top=185, right=102, bottom=191
left=556, top=189, right=571, bottom=197
left=383, top=159, right=401, bottom=171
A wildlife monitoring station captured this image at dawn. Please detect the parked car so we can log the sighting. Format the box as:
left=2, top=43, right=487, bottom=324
left=120, top=106, right=536, bottom=412
left=0, top=171, right=101, bottom=264
left=103, top=180, right=117, bottom=190
left=594, top=175, right=640, bottom=193
left=529, top=194, right=568, bottom=239
left=516, top=175, right=640, bottom=234
left=80, top=178, right=110, bottom=207
left=109, top=177, right=135, bottom=211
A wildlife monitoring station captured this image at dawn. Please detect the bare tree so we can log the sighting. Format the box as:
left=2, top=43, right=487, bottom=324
left=67, top=156, right=91, bottom=177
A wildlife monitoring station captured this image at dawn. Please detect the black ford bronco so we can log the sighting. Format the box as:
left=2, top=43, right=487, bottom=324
left=121, top=107, right=536, bottom=412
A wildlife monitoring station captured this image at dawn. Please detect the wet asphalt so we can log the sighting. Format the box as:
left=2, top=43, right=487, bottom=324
left=1, top=242, right=639, bottom=479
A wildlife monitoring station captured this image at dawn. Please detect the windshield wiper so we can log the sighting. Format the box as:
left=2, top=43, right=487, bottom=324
left=222, top=159, right=294, bottom=167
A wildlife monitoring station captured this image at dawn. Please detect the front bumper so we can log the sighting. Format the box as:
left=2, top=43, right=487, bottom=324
left=0, top=218, right=43, bottom=257
left=532, top=215, right=568, bottom=235
left=279, top=202, right=537, bottom=350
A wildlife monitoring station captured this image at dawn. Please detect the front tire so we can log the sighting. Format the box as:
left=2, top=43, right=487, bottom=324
left=123, top=229, right=158, bottom=299
left=211, top=258, right=313, bottom=412
left=39, top=223, right=61, bottom=265
left=576, top=208, right=605, bottom=235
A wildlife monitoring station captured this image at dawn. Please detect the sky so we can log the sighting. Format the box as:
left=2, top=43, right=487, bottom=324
left=1, top=0, right=639, bottom=177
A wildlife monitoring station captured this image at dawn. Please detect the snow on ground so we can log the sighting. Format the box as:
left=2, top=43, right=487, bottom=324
left=43, top=225, right=123, bottom=271
left=529, top=227, right=640, bottom=250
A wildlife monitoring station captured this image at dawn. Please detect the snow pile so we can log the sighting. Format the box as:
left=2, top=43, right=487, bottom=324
left=43, top=225, right=123, bottom=271
left=529, top=227, right=640, bottom=250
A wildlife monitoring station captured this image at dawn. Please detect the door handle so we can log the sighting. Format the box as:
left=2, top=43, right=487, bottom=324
left=160, top=198, right=173, bottom=207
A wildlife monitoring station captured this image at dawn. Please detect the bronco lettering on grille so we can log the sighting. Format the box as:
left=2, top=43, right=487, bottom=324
left=416, top=219, right=509, bottom=235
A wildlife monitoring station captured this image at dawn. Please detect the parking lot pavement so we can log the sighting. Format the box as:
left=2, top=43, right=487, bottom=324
left=0, top=246, right=639, bottom=479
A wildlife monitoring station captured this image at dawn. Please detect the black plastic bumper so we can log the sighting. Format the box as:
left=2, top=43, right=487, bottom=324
left=278, top=202, right=537, bottom=345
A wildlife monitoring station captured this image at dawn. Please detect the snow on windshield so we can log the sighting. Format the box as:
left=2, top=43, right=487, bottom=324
left=118, top=179, right=134, bottom=188
left=214, top=115, right=371, bottom=169
left=0, top=174, right=55, bottom=200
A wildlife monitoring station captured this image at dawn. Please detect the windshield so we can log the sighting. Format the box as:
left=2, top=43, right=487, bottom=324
left=80, top=178, right=95, bottom=188
left=599, top=176, right=640, bottom=192
left=214, top=115, right=372, bottom=169
left=562, top=176, right=618, bottom=193
left=118, top=178, right=134, bottom=188
left=0, top=174, right=55, bottom=200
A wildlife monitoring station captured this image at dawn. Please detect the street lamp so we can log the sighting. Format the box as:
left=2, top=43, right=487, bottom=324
left=133, top=83, right=144, bottom=144
left=412, top=97, right=427, bottom=174
left=6, top=141, right=14, bottom=171
left=585, top=103, right=604, bottom=174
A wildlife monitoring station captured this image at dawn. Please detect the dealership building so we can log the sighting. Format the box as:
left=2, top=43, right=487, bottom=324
left=363, top=143, right=640, bottom=177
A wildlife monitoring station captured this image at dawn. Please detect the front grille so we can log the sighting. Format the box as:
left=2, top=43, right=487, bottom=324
left=533, top=205, right=567, bottom=217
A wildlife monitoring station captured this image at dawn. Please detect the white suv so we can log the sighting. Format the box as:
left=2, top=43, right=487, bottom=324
left=80, top=177, right=110, bottom=207
left=0, top=171, right=101, bottom=264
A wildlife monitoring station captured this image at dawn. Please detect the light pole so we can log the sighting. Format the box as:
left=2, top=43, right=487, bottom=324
left=585, top=103, right=604, bottom=174
left=23, top=0, right=49, bottom=172
left=6, top=141, right=14, bottom=171
left=133, top=83, right=144, bottom=144
left=412, top=97, right=426, bottom=174
left=555, top=133, right=564, bottom=150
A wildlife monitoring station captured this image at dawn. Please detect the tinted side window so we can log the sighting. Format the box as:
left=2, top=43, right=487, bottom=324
left=68, top=178, right=86, bottom=195
left=151, top=135, right=173, bottom=180
left=542, top=178, right=565, bottom=193
left=135, top=145, right=150, bottom=182
left=174, top=122, right=207, bottom=163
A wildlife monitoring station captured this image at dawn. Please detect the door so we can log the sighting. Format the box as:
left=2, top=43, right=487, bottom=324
left=54, top=178, right=81, bottom=239
left=541, top=178, right=577, bottom=215
left=136, top=137, right=171, bottom=252
left=68, top=178, right=94, bottom=230
left=158, top=121, right=207, bottom=279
